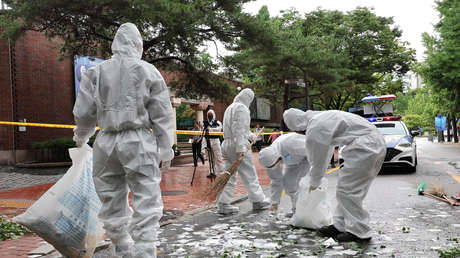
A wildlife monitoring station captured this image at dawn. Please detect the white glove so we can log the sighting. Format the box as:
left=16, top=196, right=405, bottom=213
left=159, top=148, right=175, bottom=162
left=309, top=185, right=318, bottom=193
left=73, top=135, right=88, bottom=148
left=249, top=133, right=257, bottom=142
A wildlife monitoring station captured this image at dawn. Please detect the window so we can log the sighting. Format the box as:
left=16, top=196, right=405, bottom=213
left=375, top=122, right=407, bottom=135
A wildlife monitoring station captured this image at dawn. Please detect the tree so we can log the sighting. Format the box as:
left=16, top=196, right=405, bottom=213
left=0, top=0, right=253, bottom=100
left=418, top=0, right=459, bottom=142
left=226, top=7, right=415, bottom=113
left=223, top=6, right=305, bottom=129
left=309, top=8, right=415, bottom=111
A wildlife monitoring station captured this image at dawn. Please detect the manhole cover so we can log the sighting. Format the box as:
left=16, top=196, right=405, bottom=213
left=161, top=190, right=187, bottom=196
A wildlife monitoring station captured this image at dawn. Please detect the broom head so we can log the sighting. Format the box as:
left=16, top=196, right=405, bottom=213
left=200, top=157, right=244, bottom=201
left=429, top=184, right=446, bottom=197
left=200, top=142, right=253, bottom=201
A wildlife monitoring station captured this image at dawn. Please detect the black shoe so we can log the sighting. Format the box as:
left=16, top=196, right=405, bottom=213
left=336, top=232, right=371, bottom=242
left=318, top=225, right=342, bottom=237
left=206, top=173, right=216, bottom=178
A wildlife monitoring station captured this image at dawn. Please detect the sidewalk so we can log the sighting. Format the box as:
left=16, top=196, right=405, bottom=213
left=0, top=153, right=270, bottom=257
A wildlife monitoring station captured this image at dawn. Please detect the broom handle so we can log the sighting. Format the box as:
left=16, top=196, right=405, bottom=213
left=225, top=141, right=255, bottom=176
left=441, top=194, right=458, bottom=206
left=238, top=141, right=255, bottom=160
left=423, top=192, right=453, bottom=205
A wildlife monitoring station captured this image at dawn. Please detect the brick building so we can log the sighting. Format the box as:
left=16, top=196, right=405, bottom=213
left=0, top=30, right=283, bottom=165
left=0, top=30, right=75, bottom=165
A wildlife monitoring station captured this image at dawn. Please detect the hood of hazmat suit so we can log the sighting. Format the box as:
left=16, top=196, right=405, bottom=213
left=234, top=88, right=254, bottom=108
left=205, top=109, right=222, bottom=133
left=283, top=108, right=321, bottom=132
left=207, top=109, right=216, bottom=123
left=222, top=88, right=255, bottom=153
left=259, top=133, right=308, bottom=167
left=284, top=108, right=386, bottom=239
left=259, top=145, right=280, bottom=168
left=73, top=22, right=174, bottom=258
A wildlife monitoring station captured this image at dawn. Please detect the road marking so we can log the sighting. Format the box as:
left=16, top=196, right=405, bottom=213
left=282, top=191, right=285, bottom=197
left=0, top=199, right=34, bottom=208
left=434, top=161, right=441, bottom=165
left=447, top=170, right=460, bottom=184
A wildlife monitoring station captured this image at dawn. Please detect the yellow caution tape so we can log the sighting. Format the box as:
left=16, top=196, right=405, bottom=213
left=0, top=121, right=290, bottom=136
left=175, top=130, right=223, bottom=136
left=326, top=166, right=341, bottom=174
left=0, top=121, right=77, bottom=129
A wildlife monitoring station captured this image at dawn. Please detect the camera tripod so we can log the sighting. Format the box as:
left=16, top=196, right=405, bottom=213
left=190, top=129, right=216, bottom=185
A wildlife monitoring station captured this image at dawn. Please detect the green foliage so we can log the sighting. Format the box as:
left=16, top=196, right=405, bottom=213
left=0, top=0, right=251, bottom=100
left=419, top=0, right=459, bottom=114
left=0, top=216, right=30, bottom=241
left=176, top=104, right=196, bottom=129
left=225, top=6, right=415, bottom=112
left=177, top=133, right=191, bottom=143
left=32, top=136, right=95, bottom=150
left=393, top=87, right=438, bottom=132
left=437, top=247, right=460, bottom=258
left=402, top=114, right=424, bottom=130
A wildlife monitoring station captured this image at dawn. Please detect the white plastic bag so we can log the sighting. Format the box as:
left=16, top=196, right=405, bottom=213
left=14, top=145, right=105, bottom=258
left=292, top=176, right=332, bottom=229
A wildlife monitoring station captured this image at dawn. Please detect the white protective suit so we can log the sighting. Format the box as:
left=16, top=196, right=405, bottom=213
left=217, top=88, right=269, bottom=213
left=201, top=109, right=224, bottom=174
left=73, top=23, right=174, bottom=258
left=258, top=133, right=309, bottom=213
left=283, top=108, right=386, bottom=239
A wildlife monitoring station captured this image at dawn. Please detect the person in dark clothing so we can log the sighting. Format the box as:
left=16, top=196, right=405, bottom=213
left=192, top=121, right=205, bottom=167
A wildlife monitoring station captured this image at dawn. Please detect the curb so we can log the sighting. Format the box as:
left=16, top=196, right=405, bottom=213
left=15, top=162, right=72, bottom=168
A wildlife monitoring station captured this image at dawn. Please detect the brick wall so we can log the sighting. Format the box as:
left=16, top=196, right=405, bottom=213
left=0, top=35, right=14, bottom=151
left=4, top=31, right=74, bottom=152
left=0, top=29, right=283, bottom=164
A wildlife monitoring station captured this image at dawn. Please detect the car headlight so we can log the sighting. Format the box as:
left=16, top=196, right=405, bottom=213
left=395, top=142, right=412, bottom=151
left=397, top=142, right=411, bottom=148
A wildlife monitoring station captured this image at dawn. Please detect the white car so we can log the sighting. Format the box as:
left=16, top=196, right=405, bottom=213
left=339, top=117, right=418, bottom=173
left=373, top=119, right=418, bottom=172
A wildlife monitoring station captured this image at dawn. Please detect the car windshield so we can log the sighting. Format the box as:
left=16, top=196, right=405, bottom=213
left=374, top=122, right=407, bottom=135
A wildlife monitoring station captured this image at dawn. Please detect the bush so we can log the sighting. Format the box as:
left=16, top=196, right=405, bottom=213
left=403, top=114, right=425, bottom=130
left=177, top=133, right=191, bottom=143
left=31, top=136, right=96, bottom=162
left=32, top=136, right=95, bottom=150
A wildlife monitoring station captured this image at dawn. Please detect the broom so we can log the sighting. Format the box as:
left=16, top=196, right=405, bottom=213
left=200, top=141, right=255, bottom=201
left=429, top=184, right=458, bottom=206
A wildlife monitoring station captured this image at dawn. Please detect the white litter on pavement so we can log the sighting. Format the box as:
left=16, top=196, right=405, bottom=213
left=287, top=234, right=297, bottom=239
left=210, top=223, right=229, bottom=230
left=323, top=237, right=338, bottom=247
left=342, top=249, right=359, bottom=255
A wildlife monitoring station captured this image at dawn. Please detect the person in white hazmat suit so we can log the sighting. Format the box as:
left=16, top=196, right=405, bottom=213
left=217, top=88, right=270, bottom=214
left=258, top=133, right=309, bottom=216
left=201, top=109, right=224, bottom=177
left=73, top=23, right=174, bottom=258
left=283, top=108, right=386, bottom=242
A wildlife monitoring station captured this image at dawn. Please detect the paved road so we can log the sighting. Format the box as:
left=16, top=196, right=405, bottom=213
left=40, top=137, right=460, bottom=257
left=0, top=166, right=66, bottom=191
left=150, top=137, right=460, bottom=257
